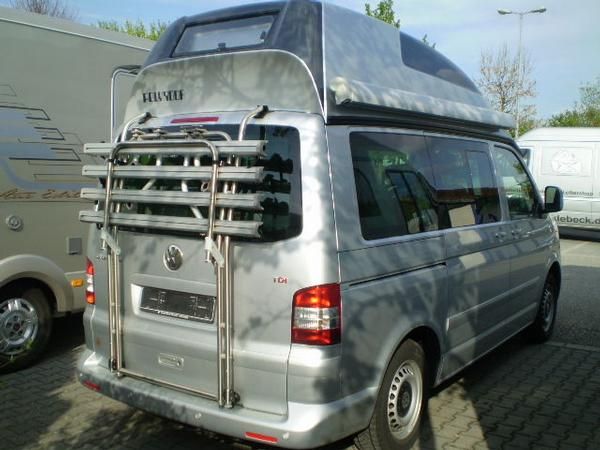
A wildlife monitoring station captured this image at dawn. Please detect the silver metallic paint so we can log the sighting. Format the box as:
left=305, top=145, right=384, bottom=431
left=78, top=3, right=562, bottom=447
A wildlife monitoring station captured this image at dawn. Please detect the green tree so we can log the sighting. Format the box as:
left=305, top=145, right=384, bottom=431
left=365, top=0, right=436, bottom=48
left=421, top=33, right=436, bottom=49
left=518, top=115, right=541, bottom=136
left=365, top=0, right=400, bottom=28
left=97, top=19, right=168, bottom=41
left=547, top=76, right=600, bottom=127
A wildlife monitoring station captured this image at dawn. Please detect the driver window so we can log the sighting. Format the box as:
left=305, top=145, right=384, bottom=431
left=493, top=146, right=537, bottom=219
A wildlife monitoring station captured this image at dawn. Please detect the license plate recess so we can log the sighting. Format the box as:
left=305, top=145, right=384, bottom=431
left=140, top=287, right=215, bottom=323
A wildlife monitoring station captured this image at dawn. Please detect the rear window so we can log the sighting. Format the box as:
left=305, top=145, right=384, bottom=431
left=174, top=15, right=275, bottom=55
left=123, top=124, right=302, bottom=242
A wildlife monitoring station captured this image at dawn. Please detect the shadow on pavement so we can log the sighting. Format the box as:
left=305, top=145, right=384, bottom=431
left=555, top=265, right=600, bottom=347
left=0, top=313, right=353, bottom=450
left=0, top=314, right=85, bottom=449
left=2, top=311, right=599, bottom=449
left=416, top=333, right=600, bottom=449
left=46, top=314, right=85, bottom=357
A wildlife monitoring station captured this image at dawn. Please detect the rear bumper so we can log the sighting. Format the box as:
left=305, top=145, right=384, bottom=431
left=78, top=349, right=375, bottom=448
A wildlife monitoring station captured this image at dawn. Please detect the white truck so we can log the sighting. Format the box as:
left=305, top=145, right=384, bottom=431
left=518, top=127, right=600, bottom=236
left=0, top=6, right=153, bottom=372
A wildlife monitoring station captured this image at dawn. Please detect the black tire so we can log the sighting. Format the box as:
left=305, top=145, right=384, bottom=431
left=355, top=339, right=427, bottom=450
left=0, top=286, right=53, bottom=374
left=527, top=273, right=558, bottom=343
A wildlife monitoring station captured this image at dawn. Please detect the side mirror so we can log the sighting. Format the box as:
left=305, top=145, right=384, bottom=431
left=543, top=186, right=563, bottom=213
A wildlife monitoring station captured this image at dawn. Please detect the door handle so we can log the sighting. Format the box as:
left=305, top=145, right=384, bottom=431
left=511, top=228, right=530, bottom=239
left=495, top=231, right=507, bottom=240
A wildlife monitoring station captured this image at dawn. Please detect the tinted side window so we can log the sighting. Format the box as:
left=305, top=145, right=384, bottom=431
left=400, top=32, right=478, bottom=92
left=466, top=151, right=502, bottom=224
left=350, top=133, right=437, bottom=240
left=427, top=137, right=501, bottom=227
left=493, top=146, right=537, bottom=220
left=518, top=147, right=532, bottom=166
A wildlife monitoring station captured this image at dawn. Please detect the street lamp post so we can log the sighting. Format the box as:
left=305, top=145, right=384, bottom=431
left=497, top=7, right=546, bottom=138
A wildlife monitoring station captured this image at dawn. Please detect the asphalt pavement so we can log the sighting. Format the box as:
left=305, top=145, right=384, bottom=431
left=554, top=238, right=600, bottom=347
left=1, top=238, right=599, bottom=449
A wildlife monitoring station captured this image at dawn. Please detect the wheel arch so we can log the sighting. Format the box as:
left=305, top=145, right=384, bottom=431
left=375, top=324, right=443, bottom=395
left=400, top=326, right=442, bottom=389
left=0, top=278, right=56, bottom=312
left=0, top=254, right=73, bottom=314
left=548, top=261, right=561, bottom=293
left=354, top=326, right=439, bottom=449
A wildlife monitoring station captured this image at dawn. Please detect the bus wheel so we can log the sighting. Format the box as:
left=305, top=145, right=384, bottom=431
left=527, top=274, right=558, bottom=343
left=0, top=286, right=53, bottom=374
left=355, top=339, right=427, bottom=450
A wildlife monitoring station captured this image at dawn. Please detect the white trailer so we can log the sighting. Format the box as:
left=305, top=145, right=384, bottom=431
left=518, top=127, right=600, bottom=235
left=0, top=6, right=153, bottom=372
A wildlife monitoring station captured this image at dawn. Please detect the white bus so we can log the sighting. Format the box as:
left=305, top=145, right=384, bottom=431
left=0, top=6, right=153, bottom=372
left=518, top=127, right=600, bottom=235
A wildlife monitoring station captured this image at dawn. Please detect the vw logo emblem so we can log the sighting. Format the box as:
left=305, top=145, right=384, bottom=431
left=163, top=245, right=183, bottom=271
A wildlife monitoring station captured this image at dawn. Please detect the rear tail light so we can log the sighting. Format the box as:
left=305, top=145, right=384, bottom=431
left=82, top=379, right=101, bottom=392
left=292, top=283, right=341, bottom=345
left=244, top=432, right=278, bottom=444
left=85, top=258, right=95, bottom=304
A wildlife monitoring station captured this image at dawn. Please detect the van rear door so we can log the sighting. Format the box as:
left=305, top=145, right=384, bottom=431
left=81, top=113, right=336, bottom=415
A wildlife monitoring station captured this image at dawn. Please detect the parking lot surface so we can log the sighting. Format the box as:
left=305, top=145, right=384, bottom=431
left=1, top=238, right=599, bottom=449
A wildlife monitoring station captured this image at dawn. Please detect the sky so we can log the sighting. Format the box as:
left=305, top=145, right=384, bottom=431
left=4, top=0, right=599, bottom=119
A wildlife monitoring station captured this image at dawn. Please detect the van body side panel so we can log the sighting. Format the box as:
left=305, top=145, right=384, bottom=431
left=442, top=225, right=511, bottom=376
left=339, top=249, right=447, bottom=397
left=422, top=135, right=513, bottom=375
left=326, top=125, right=448, bottom=397
left=505, top=216, right=553, bottom=317
left=494, top=145, right=556, bottom=324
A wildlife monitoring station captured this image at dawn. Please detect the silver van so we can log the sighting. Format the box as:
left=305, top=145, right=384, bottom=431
left=77, top=2, right=564, bottom=449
